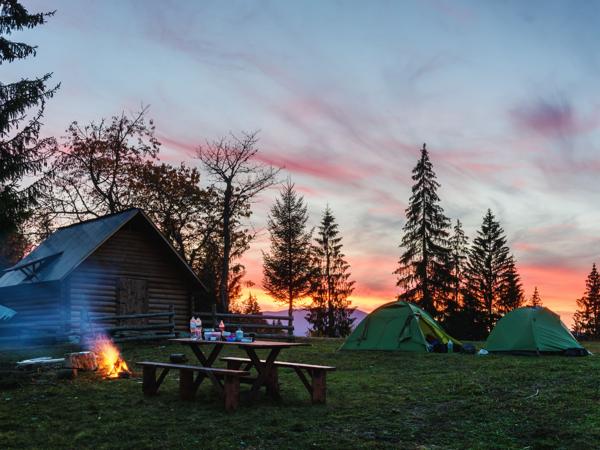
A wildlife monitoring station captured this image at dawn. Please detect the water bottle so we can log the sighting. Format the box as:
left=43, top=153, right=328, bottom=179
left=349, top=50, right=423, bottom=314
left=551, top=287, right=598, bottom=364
left=190, top=317, right=196, bottom=339
left=235, top=328, right=244, bottom=341
left=447, top=340, right=454, bottom=353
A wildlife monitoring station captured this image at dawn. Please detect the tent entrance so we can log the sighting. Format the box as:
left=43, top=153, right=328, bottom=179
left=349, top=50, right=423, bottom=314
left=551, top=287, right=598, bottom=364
left=417, top=316, right=448, bottom=344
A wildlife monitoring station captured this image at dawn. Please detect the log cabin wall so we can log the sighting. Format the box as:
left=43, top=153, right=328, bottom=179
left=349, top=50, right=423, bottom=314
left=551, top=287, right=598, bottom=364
left=68, top=217, right=194, bottom=331
left=0, top=282, right=63, bottom=330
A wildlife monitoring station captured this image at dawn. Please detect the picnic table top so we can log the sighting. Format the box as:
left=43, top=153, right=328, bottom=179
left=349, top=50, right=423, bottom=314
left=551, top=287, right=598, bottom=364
left=169, top=338, right=309, bottom=348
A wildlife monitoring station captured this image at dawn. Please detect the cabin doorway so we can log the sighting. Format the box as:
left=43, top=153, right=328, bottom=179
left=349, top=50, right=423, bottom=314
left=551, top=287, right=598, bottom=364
left=117, top=278, right=149, bottom=323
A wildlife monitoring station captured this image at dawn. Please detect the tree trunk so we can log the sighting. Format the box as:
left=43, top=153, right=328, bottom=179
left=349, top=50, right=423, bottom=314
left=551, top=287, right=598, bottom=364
left=219, top=183, right=233, bottom=312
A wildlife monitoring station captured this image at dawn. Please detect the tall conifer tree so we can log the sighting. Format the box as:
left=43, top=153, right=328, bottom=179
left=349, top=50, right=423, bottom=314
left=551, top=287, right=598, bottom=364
left=443, top=219, right=469, bottom=334
left=529, top=286, right=542, bottom=307
left=463, top=209, right=512, bottom=332
left=447, top=219, right=468, bottom=313
left=573, top=263, right=600, bottom=338
left=0, top=1, right=58, bottom=268
left=497, top=255, right=524, bottom=314
left=306, top=207, right=355, bottom=337
left=263, top=181, right=314, bottom=317
left=394, top=143, right=452, bottom=318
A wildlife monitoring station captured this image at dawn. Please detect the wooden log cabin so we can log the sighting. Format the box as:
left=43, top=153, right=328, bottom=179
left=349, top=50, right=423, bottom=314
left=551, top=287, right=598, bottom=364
left=0, top=208, right=206, bottom=340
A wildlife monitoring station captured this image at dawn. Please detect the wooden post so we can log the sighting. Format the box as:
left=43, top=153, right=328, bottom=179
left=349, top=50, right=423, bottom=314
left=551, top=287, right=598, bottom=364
left=311, top=369, right=327, bottom=404
left=179, top=369, right=195, bottom=400
left=223, top=375, right=240, bottom=412
left=288, top=311, right=294, bottom=340
left=211, top=303, right=217, bottom=328
left=142, top=366, right=158, bottom=396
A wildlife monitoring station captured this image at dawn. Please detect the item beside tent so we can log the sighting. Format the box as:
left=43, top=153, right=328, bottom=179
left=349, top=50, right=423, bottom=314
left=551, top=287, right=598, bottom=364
left=341, top=300, right=461, bottom=352
left=485, top=306, right=589, bottom=356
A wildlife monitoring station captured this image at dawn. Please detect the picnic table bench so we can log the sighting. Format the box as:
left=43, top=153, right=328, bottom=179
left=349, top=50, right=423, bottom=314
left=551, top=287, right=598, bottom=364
left=221, top=356, right=336, bottom=404
left=136, top=361, right=249, bottom=412
left=169, top=338, right=310, bottom=402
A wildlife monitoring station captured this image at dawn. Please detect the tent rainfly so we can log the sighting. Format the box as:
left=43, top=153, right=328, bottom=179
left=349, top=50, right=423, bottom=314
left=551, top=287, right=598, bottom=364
left=341, top=300, right=461, bottom=352
left=485, top=306, right=589, bottom=355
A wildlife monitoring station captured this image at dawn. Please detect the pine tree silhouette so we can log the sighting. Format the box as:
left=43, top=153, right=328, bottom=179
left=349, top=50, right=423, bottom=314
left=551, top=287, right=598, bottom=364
left=497, top=255, right=524, bottom=314
left=447, top=219, right=469, bottom=315
left=306, top=207, right=355, bottom=337
left=529, top=286, right=542, bottom=307
left=574, top=263, right=600, bottom=338
left=463, top=209, right=512, bottom=333
left=394, top=143, right=452, bottom=319
left=0, top=1, right=59, bottom=268
left=263, top=180, right=314, bottom=317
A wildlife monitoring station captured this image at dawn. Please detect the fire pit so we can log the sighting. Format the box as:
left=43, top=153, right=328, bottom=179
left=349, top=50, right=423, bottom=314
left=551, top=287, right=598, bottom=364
left=15, top=335, right=132, bottom=380
left=90, top=335, right=132, bottom=379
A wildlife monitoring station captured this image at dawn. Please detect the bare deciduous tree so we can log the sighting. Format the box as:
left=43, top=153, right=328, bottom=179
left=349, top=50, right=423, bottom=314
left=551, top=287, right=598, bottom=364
left=196, top=131, right=279, bottom=312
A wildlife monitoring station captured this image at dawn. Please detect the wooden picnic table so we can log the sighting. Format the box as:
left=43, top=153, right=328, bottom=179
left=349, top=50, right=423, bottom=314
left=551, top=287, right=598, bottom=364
left=170, top=338, right=309, bottom=401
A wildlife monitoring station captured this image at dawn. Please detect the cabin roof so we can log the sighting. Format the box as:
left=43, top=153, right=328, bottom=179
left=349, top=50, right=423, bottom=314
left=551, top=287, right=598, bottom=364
left=0, top=208, right=205, bottom=290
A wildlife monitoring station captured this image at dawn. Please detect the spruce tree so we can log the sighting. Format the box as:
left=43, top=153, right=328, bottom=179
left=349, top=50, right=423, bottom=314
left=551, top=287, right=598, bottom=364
left=458, top=288, right=488, bottom=340
left=263, top=181, right=314, bottom=317
left=463, top=209, right=512, bottom=333
left=0, top=1, right=58, bottom=268
left=447, top=220, right=468, bottom=312
left=306, top=207, right=355, bottom=337
left=574, top=263, right=600, bottom=338
left=497, top=255, right=524, bottom=314
left=443, top=219, right=469, bottom=335
left=529, top=286, right=542, bottom=307
left=394, top=143, right=452, bottom=319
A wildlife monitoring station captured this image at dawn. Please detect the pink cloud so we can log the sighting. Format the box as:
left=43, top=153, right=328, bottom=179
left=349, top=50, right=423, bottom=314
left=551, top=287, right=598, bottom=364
left=510, top=98, right=600, bottom=137
left=253, top=151, right=368, bottom=184
left=434, top=147, right=518, bottom=176
left=158, top=134, right=196, bottom=157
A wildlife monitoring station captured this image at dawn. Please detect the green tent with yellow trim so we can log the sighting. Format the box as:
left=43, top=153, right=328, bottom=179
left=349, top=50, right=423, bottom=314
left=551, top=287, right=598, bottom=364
left=485, top=306, right=588, bottom=355
left=341, top=301, right=461, bottom=352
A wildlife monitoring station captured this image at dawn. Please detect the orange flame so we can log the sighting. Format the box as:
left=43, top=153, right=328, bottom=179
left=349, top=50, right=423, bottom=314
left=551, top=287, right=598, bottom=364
left=92, top=336, right=131, bottom=379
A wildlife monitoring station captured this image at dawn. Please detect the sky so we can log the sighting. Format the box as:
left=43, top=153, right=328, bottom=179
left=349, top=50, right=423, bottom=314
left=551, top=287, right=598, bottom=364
left=8, top=0, right=600, bottom=324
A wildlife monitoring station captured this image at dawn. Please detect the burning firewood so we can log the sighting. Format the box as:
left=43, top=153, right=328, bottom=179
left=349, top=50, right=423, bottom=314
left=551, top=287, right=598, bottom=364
left=90, top=335, right=132, bottom=379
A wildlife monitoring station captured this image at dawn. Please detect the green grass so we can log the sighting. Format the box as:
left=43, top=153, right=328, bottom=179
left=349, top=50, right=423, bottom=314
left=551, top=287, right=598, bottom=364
left=1, top=339, right=600, bottom=449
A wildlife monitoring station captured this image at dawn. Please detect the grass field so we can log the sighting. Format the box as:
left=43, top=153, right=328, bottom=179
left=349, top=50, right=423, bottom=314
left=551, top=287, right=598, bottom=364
left=1, top=339, right=599, bottom=449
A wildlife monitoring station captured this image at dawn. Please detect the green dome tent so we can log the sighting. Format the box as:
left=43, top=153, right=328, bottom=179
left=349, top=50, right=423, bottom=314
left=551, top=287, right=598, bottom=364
left=341, top=301, right=461, bottom=352
left=485, top=306, right=588, bottom=355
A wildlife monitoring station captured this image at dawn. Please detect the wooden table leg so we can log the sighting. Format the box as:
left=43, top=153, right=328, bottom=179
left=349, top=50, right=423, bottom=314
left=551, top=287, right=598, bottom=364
left=223, top=375, right=240, bottom=412
left=189, top=343, right=224, bottom=391
left=310, top=369, right=327, bottom=404
left=246, top=347, right=281, bottom=400
left=189, top=343, right=223, bottom=366
left=179, top=369, right=195, bottom=400
left=142, top=366, right=157, bottom=396
left=266, top=366, right=280, bottom=400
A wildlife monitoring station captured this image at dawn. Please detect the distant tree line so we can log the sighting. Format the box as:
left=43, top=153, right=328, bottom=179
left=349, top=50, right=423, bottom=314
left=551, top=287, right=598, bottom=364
left=262, top=182, right=355, bottom=337
left=395, top=144, right=525, bottom=339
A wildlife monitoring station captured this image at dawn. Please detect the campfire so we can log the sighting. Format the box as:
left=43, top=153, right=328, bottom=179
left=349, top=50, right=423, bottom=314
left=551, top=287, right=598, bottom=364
left=91, top=335, right=131, bottom=379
